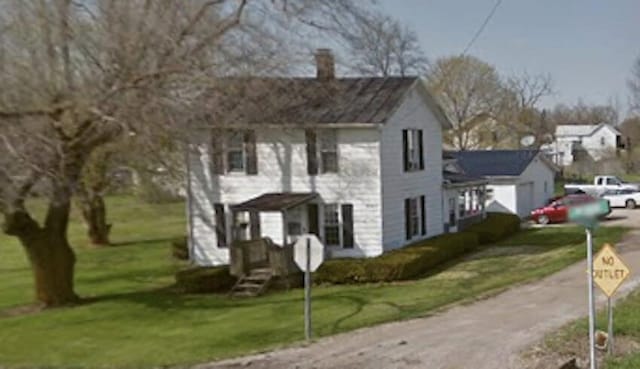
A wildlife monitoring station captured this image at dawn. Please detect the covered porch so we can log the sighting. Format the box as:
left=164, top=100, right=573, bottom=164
left=443, top=171, right=489, bottom=233
left=227, top=192, right=320, bottom=279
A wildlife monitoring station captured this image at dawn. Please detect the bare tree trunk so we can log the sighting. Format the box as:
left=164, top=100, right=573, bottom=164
left=77, top=190, right=111, bottom=246
left=3, top=206, right=79, bottom=307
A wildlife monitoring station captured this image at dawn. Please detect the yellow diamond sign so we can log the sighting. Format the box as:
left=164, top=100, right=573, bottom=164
left=593, top=244, right=631, bottom=297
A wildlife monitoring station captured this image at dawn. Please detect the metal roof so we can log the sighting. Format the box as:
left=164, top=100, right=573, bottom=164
left=449, top=150, right=541, bottom=177
left=231, top=193, right=318, bottom=212
left=556, top=123, right=621, bottom=137
left=201, top=77, right=451, bottom=128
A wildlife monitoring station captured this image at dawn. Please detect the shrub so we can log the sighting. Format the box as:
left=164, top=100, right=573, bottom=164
left=174, top=266, right=236, bottom=294
left=315, top=213, right=521, bottom=285
left=170, top=236, right=189, bottom=260
left=465, top=213, right=520, bottom=244
left=315, top=232, right=479, bottom=284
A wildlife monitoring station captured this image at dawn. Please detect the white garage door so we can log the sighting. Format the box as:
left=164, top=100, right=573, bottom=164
left=517, top=183, right=534, bottom=218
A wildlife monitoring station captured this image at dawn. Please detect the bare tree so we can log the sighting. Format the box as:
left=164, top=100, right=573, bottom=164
left=340, top=12, right=428, bottom=77
left=629, top=56, right=640, bottom=113
left=548, top=101, right=619, bottom=126
left=501, top=72, right=554, bottom=147
left=426, top=55, right=504, bottom=150
left=0, top=0, right=372, bottom=307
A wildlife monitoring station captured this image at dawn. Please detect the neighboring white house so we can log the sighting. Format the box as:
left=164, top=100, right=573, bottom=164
left=450, top=150, right=557, bottom=218
left=186, top=49, right=482, bottom=266
left=542, top=124, right=625, bottom=166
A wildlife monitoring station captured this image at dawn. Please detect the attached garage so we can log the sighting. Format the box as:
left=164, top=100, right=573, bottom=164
left=450, top=150, right=558, bottom=218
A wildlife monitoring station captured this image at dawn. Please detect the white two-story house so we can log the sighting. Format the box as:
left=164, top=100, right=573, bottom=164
left=543, top=123, right=626, bottom=166
left=185, top=50, right=459, bottom=266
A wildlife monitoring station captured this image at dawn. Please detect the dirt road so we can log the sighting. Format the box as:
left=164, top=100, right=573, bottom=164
left=201, top=211, right=640, bottom=369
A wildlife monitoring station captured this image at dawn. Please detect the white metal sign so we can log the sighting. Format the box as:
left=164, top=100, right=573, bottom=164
left=293, top=234, right=324, bottom=272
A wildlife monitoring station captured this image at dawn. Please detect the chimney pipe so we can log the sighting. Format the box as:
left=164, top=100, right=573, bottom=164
left=315, top=48, right=335, bottom=80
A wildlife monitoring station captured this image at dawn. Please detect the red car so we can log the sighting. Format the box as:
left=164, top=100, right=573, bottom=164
left=531, top=194, right=600, bottom=225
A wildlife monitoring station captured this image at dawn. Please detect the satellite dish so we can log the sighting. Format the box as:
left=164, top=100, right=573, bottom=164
left=520, top=135, right=535, bottom=147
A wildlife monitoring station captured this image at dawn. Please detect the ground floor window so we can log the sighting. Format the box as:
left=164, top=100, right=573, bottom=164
left=448, top=197, right=456, bottom=225
left=323, top=203, right=354, bottom=248
left=405, top=196, right=426, bottom=240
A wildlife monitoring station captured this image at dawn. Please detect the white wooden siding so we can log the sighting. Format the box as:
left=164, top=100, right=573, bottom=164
left=486, top=184, right=517, bottom=214
left=189, top=127, right=383, bottom=266
left=380, top=88, right=444, bottom=251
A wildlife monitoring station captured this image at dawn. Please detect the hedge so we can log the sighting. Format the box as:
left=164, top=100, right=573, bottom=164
left=465, top=213, right=521, bottom=244
left=174, top=266, right=237, bottom=294
left=315, top=212, right=520, bottom=285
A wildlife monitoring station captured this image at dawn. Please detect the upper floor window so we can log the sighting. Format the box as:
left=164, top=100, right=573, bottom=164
left=600, top=137, right=606, bottom=146
left=319, top=130, right=338, bottom=173
left=403, top=129, right=424, bottom=172
left=227, top=131, right=245, bottom=172
left=211, top=129, right=257, bottom=175
left=306, top=129, right=339, bottom=175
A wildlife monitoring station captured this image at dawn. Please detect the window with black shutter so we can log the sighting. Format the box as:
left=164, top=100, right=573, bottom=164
left=214, top=203, right=227, bottom=248
left=211, top=130, right=225, bottom=175
left=320, top=130, right=338, bottom=173
left=342, top=204, right=354, bottom=248
left=405, top=196, right=425, bottom=240
left=305, top=129, right=318, bottom=175
left=403, top=129, right=424, bottom=172
left=420, top=195, right=426, bottom=235
left=244, top=130, right=258, bottom=175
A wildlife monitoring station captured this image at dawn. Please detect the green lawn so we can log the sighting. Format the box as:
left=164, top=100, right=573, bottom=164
left=0, top=197, right=629, bottom=369
left=543, top=289, right=640, bottom=369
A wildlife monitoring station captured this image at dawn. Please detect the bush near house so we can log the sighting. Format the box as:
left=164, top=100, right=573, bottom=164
left=315, top=212, right=521, bottom=285
left=174, top=213, right=521, bottom=290
left=465, top=212, right=521, bottom=244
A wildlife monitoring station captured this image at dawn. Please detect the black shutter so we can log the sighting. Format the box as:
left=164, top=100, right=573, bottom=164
left=307, top=204, right=319, bottom=236
left=249, top=211, right=260, bottom=239
left=214, top=203, right=227, bottom=247
left=306, top=129, right=318, bottom=175
left=420, top=195, right=426, bottom=235
left=404, top=198, right=411, bottom=240
left=402, top=129, right=409, bottom=172
left=244, top=130, right=258, bottom=175
left=418, top=130, right=424, bottom=170
left=342, top=204, right=354, bottom=248
left=211, top=129, right=225, bottom=174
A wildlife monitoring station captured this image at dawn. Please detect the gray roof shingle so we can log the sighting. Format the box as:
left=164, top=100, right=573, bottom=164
left=202, top=77, right=420, bottom=126
left=449, top=150, right=540, bottom=177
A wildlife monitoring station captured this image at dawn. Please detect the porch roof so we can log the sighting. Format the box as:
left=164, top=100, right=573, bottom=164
left=231, top=192, right=318, bottom=212
left=443, top=171, right=488, bottom=188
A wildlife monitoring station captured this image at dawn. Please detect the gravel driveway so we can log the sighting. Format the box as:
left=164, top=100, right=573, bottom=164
left=199, top=209, right=640, bottom=369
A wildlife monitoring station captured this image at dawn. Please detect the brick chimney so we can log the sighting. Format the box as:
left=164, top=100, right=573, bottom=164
left=315, top=48, right=335, bottom=80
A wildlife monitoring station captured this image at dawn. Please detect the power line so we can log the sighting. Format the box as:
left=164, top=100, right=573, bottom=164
left=461, top=0, right=503, bottom=55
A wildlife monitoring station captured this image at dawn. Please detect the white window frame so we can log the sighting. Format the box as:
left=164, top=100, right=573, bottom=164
left=319, top=129, right=338, bottom=174
left=323, top=203, right=342, bottom=247
left=406, top=129, right=422, bottom=171
left=226, top=131, right=245, bottom=173
left=406, top=196, right=424, bottom=239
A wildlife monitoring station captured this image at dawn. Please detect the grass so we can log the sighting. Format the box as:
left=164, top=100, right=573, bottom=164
left=0, top=197, right=629, bottom=369
left=542, top=289, right=640, bottom=369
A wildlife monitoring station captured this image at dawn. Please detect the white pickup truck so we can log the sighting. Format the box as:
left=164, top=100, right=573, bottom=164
left=564, top=175, right=639, bottom=196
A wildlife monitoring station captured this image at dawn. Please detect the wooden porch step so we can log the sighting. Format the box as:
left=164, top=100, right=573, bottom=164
left=229, top=268, right=274, bottom=298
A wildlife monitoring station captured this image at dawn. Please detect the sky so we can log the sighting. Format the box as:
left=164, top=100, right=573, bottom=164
left=378, top=0, right=639, bottom=113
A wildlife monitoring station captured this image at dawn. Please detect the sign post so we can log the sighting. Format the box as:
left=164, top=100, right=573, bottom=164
left=293, top=234, right=324, bottom=341
left=568, top=199, right=611, bottom=369
left=592, top=243, right=631, bottom=355
left=586, top=228, right=597, bottom=369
